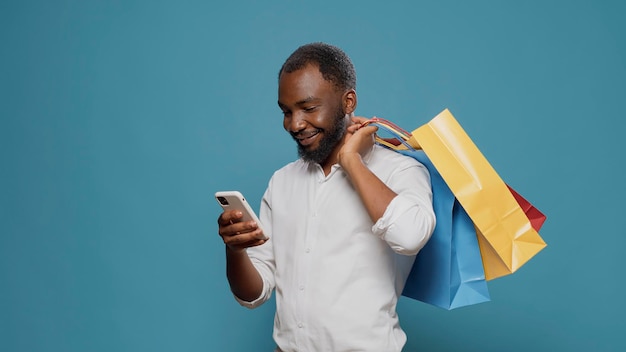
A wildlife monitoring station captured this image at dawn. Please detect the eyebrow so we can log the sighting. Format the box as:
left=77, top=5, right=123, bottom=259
left=277, top=96, right=321, bottom=109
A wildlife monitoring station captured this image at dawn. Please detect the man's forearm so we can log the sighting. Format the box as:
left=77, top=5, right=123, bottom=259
left=226, top=247, right=264, bottom=302
left=340, top=153, right=397, bottom=223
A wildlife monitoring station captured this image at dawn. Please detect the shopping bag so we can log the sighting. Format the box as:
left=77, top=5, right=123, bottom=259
left=400, top=150, right=490, bottom=309
left=369, top=119, right=490, bottom=309
left=475, top=186, right=548, bottom=279
left=410, top=109, right=547, bottom=280
left=508, top=186, right=547, bottom=231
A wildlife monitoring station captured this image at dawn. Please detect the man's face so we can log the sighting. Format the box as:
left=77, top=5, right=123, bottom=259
left=278, top=64, right=348, bottom=165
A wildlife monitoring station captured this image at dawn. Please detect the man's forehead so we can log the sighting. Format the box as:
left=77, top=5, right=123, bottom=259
left=279, top=64, right=322, bottom=83
left=279, top=65, right=343, bottom=96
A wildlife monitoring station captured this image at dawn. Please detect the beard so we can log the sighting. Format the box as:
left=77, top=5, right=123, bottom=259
left=296, top=108, right=347, bottom=165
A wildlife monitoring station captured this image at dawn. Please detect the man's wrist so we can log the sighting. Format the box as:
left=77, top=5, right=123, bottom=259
left=338, top=152, right=363, bottom=170
left=226, top=245, right=247, bottom=256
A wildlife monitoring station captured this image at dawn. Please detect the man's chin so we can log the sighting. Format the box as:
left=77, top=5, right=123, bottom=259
left=298, top=145, right=328, bottom=165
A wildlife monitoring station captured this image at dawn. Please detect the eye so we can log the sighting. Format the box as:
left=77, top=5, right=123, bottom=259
left=303, top=106, right=317, bottom=113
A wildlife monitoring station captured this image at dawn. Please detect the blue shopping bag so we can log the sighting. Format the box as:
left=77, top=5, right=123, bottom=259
left=400, top=150, right=490, bottom=309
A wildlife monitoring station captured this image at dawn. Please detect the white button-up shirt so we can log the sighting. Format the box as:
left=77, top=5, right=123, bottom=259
left=237, top=145, right=435, bottom=351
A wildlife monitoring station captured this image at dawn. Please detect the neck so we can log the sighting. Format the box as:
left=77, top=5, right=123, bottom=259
left=317, top=114, right=352, bottom=175
left=319, top=140, right=345, bottom=176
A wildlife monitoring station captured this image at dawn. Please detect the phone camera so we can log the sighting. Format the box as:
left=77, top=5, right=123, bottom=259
left=217, top=196, right=229, bottom=206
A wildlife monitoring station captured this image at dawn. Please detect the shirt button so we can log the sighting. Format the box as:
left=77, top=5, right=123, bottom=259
left=305, top=248, right=311, bottom=253
left=299, top=285, right=304, bottom=291
left=297, top=323, right=304, bottom=328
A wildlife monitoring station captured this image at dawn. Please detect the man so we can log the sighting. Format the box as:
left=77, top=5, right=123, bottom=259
left=217, top=42, right=436, bottom=351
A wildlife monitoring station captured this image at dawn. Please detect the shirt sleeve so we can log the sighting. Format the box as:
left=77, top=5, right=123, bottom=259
left=372, top=160, right=436, bottom=256
left=233, top=183, right=277, bottom=308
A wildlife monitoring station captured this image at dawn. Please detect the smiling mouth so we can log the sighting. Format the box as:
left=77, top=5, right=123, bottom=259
left=294, top=129, right=321, bottom=146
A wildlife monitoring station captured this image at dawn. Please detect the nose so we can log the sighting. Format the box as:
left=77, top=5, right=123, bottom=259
left=285, top=111, right=306, bottom=133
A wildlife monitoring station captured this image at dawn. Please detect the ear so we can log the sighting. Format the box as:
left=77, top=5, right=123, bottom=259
left=342, top=89, right=357, bottom=115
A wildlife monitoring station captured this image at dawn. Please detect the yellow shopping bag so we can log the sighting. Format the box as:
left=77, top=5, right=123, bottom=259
left=409, top=109, right=547, bottom=280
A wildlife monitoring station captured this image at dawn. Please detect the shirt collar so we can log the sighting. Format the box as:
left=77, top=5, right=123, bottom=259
left=305, top=143, right=377, bottom=176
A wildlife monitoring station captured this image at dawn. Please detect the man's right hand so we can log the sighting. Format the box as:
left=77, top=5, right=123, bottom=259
left=217, top=210, right=268, bottom=252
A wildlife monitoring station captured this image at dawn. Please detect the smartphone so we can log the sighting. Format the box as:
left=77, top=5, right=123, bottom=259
left=215, top=191, right=265, bottom=235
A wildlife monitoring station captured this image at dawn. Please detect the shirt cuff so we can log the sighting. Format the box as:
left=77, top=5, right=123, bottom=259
left=233, top=279, right=268, bottom=309
left=372, top=195, right=428, bottom=255
left=372, top=195, right=406, bottom=237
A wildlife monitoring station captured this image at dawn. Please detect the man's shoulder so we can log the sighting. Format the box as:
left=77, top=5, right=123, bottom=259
left=371, top=145, right=423, bottom=168
left=272, top=158, right=309, bottom=178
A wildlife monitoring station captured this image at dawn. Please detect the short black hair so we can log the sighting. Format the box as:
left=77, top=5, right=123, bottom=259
left=279, top=42, right=356, bottom=91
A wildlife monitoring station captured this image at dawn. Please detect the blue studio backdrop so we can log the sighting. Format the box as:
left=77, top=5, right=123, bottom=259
left=1, top=1, right=624, bottom=351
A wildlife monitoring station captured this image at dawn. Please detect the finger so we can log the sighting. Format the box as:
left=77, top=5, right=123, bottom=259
left=351, top=116, right=370, bottom=125
left=356, top=124, right=378, bottom=136
left=218, top=220, right=260, bottom=238
left=217, top=209, right=244, bottom=226
left=223, top=229, right=267, bottom=248
left=346, top=123, right=360, bottom=133
left=227, top=238, right=268, bottom=252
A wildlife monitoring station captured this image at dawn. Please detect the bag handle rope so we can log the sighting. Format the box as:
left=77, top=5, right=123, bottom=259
left=360, top=117, right=422, bottom=151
